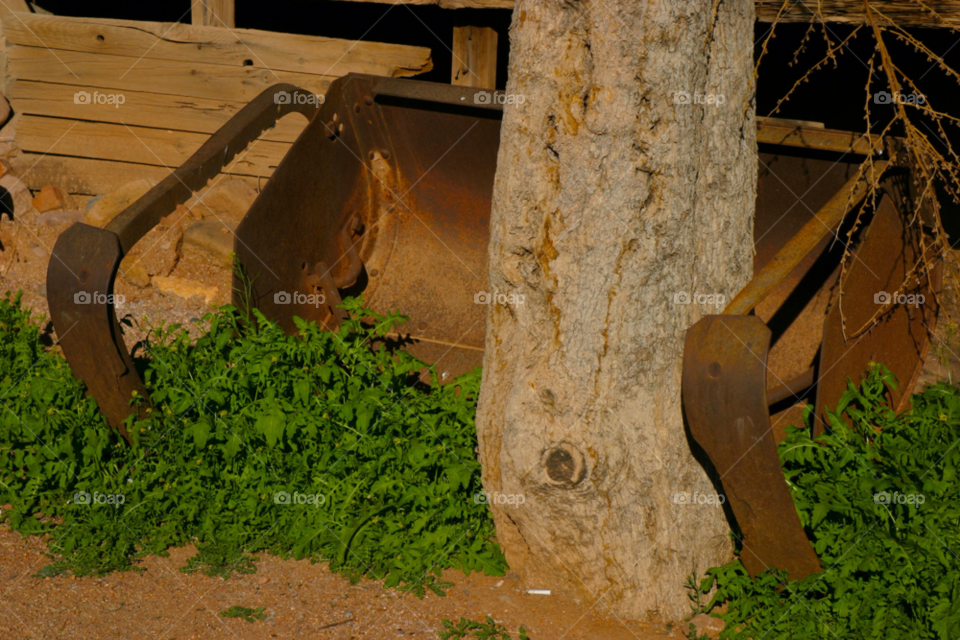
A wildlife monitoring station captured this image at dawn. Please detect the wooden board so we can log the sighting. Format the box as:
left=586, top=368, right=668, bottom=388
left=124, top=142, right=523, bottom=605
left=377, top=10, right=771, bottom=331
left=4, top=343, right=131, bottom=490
left=14, top=153, right=179, bottom=194
left=192, top=0, right=235, bottom=28
left=12, top=153, right=261, bottom=195
left=320, top=0, right=960, bottom=28
left=755, top=0, right=960, bottom=27
left=16, top=116, right=287, bottom=179
left=3, top=12, right=432, bottom=78
left=8, top=45, right=334, bottom=103
left=451, top=26, right=497, bottom=89
left=9, top=80, right=311, bottom=143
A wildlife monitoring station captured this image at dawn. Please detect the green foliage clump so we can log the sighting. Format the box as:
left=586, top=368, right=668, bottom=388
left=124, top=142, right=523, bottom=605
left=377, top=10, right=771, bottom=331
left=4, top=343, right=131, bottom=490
left=705, top=364, right=960, bottom=639
left=220, top=605, right=266, bottom=622
left=439, top=616, right=529, bottom=640
left=0, top=292, right=505, bottom=594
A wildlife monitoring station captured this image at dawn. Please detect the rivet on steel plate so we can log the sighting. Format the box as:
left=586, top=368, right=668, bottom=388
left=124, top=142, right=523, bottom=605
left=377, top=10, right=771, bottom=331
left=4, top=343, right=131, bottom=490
left=363, top=95, right=374, bottom=106
left=353, top=103, right=361, bottom=113
left=381, top=149, right=391, bottom=160
left=708, top=362, right=721, bottom=378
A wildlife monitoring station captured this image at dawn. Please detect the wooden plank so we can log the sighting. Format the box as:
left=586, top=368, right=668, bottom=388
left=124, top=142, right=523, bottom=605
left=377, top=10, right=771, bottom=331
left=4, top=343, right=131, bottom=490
left=9, top=80, right=311, bottom=143
left=328, top=0, right=513, bottom=8
left=192, top=0, right=235, bottom=28
left=13, top=153, right=261, bottom=195
left=0, top=1, right=30, bottom=14
left=316, top=0, right=960, bottom=28
left=3, top=12, right=432, bottom=78
left=755, top=0, right=960, bottom=28
left=8, top=46, right=333, bottom=103
left=16, top=115, right=288, bottom=179
left=451, top=26, right=496, bottom=89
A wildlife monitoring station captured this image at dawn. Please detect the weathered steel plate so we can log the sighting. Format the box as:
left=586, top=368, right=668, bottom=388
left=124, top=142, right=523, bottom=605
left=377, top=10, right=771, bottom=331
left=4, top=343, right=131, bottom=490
left=815, top=192, right=942, bottom=435
left=683, top=314, right=822, bottom=580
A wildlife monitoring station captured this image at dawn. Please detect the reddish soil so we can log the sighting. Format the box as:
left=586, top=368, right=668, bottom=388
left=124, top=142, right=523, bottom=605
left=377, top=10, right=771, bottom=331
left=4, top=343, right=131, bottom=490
left=0, top=526, right=681, bottom=640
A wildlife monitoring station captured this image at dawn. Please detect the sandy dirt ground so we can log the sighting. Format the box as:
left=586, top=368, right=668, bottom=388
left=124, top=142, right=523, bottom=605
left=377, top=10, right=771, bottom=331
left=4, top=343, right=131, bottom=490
left=0, top=526, right=681, bottom=640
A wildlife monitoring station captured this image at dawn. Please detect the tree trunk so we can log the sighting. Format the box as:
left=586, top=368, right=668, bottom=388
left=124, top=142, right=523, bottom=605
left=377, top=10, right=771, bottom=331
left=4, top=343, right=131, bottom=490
left=476, top=0, right=756, bottom=622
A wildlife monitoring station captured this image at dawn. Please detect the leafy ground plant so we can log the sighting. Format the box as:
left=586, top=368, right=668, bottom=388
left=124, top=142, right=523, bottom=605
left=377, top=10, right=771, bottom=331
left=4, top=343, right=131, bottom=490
left=219, top=605, right=266, bottom=623
left=704, top=364, right=960, bottom=639
left=0, top=292, right=506, bottom=594
left=439, top=616, right=529, bottom=640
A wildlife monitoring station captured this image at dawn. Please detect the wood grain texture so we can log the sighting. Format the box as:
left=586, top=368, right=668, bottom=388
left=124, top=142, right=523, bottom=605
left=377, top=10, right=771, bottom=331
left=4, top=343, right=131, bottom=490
left=10, top=80, right=310, bottom=143
left=312, top=0, right=960, bottom=28
left=17, top=116, right=287, bottom=179
left=13, top=153, right=261, bottom=195
left=3, top=12, right=432, bottom=78
left=191, top=0, right=235, bottom=28
left=7, top=45, right=333, bottom=102
left=451, top=26, right=497, bottom=89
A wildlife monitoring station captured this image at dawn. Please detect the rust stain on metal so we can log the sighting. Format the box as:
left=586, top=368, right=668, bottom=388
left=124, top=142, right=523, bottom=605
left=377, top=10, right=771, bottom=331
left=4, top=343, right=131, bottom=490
left=815, top=193, right=942, bottom=435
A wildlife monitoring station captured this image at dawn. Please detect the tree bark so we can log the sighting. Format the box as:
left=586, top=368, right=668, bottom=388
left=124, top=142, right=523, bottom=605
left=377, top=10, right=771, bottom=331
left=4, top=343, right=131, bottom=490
left=477, top=0, right=756, bottom=622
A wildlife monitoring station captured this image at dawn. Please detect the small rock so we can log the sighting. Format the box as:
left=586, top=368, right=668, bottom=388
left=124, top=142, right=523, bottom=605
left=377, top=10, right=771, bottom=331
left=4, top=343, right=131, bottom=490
left=84, top=178, right=158, bottom=228
left=188, top=178, right=257, bottom=223
left=152, top=276, right=218, bottom=305
left=0, top=173, right=36, bottom=220
left=32, top=185, right=65, bottom=213
left=29, top=242, right=45, bottom=259
left=37, top=210, right=84, bottom=226
left=37, top=283, right=46, bottom=298
left=689, top=613, right=725, bottom=639
left=0, top=175, right=34, bottom=221
left=119, top=256, right=151, bottom=288
left=183, top=220, right=236, bottom=267
left=160, top=204, right=191, bottom=228
left=258, top=576, right=269, bottom=585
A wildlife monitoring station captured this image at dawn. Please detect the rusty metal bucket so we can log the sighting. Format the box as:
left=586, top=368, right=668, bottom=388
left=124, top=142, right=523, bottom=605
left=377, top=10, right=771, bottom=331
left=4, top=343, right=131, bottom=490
left=47, top=75, right=503, bottom=437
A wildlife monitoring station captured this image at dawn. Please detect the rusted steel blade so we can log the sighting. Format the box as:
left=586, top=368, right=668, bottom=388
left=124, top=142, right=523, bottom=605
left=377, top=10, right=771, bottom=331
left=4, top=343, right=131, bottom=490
left=725, top=160, right=889, bottom=316
left=815, top=193, right=942, bottom=435
left=683, top=315, right=822, bottom=580
left=46, top=225, right=142, bottom=442
left=47, top=84, right=319, bottom=431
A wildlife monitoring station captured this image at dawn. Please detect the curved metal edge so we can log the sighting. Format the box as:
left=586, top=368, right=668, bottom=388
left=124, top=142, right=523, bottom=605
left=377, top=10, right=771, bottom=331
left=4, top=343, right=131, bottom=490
left=683, top=314, right=821, bottom=580
left=47, top=223, right=143, bottom=439
left=47, top=83, right=319, bottom=433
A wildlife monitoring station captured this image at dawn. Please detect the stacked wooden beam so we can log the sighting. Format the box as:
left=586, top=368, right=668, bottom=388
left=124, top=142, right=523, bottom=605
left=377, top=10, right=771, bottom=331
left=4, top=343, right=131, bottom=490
left=333, top=0, right=960, bottom=29
left=0, top=11, right=432, bottom=196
